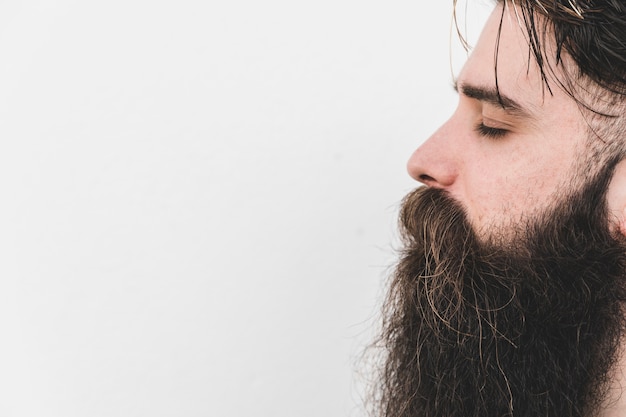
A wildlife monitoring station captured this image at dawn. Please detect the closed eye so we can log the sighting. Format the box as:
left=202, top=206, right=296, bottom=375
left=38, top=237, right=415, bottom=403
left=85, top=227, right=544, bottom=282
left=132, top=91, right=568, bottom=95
left=475, top=122, right=508, bottom=139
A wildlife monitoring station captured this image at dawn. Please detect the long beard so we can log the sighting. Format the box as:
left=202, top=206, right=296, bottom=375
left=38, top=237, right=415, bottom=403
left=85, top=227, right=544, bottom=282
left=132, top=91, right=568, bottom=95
left=375, top=167, right=626, bottom=417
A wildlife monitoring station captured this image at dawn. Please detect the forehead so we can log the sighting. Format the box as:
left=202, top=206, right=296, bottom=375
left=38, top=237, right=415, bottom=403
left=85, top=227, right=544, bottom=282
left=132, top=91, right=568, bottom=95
left=456, top=2, right=578, bottom=117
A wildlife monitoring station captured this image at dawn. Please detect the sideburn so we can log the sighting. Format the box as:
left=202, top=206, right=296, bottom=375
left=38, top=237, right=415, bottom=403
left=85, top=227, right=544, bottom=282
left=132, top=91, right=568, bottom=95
left=376, top=165, right=626, bottom=417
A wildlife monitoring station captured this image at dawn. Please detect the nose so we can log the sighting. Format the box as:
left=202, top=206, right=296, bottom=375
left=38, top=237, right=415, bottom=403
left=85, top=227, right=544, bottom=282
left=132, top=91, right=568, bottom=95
left=407, top=124, right=458, bottom=188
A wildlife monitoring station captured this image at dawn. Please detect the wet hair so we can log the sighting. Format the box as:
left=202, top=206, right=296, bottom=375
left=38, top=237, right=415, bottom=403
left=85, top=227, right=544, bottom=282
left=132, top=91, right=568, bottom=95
left=516, top=0, right=626, bottom=97
left=488, top=0, right=626, bottom=99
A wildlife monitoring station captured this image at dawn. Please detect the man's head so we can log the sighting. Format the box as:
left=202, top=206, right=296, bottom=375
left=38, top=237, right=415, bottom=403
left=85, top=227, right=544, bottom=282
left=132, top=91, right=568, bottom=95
left=373, top=1, right=626, bottom=416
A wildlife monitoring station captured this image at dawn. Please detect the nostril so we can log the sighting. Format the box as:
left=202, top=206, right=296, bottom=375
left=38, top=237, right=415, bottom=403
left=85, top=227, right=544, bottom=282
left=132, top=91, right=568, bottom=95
left=419, top=174, right=435, bottom=183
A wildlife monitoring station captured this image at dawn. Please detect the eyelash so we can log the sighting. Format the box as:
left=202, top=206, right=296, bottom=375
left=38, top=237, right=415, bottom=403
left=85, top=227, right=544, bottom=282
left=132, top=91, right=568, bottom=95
left=475, top=122, right=508, bottom=139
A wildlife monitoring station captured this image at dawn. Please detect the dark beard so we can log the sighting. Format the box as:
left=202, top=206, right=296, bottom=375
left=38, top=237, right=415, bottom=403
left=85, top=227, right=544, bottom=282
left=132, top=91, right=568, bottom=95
left=374, top=165, right=626, bottom=417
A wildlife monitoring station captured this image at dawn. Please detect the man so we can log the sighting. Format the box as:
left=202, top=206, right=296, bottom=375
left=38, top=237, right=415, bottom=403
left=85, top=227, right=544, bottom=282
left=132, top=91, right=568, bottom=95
left=373, top=1, right=626, bottom=416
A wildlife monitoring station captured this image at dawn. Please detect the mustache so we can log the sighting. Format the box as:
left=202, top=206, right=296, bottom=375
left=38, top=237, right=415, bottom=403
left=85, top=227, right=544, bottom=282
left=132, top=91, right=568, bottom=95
left=397, top=187, right=477, bottom=269
left=398, top=186, right=473, bottom=250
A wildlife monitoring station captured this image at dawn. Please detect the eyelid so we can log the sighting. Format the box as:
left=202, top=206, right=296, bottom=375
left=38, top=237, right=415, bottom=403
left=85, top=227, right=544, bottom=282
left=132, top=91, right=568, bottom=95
left=475, top=122, right=508, bottom=138
left=481, top=115, right=513, bottom=129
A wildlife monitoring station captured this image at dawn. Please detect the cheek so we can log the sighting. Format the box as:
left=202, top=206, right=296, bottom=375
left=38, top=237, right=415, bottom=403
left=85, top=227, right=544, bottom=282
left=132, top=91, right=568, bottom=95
left=462, top=157, right=569, bottom=229
left=456, top=123, right=584, bottom=231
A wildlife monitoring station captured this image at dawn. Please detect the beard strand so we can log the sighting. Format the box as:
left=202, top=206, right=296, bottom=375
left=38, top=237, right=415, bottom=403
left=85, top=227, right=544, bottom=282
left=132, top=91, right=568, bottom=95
left=374, top=166, right=626, bottom=417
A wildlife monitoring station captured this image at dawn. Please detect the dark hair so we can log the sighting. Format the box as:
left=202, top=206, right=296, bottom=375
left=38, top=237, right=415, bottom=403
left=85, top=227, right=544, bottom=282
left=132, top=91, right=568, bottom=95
left=456, top=0, right=626, bottom=113
left=524, top=0, right=626, bottom=96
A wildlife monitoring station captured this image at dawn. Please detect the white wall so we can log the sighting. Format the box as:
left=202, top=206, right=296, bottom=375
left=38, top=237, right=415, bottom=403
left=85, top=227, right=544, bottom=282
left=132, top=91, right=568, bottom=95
left=0, top=1, right=489, bottom=416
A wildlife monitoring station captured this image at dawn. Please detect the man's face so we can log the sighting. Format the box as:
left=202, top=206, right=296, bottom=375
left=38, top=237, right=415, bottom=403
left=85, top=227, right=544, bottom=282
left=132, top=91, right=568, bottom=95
left=407, top=2, right=596, bottom=237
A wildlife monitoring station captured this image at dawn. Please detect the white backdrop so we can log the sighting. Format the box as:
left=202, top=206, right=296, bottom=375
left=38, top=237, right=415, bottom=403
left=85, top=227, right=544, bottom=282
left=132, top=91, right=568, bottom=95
left=0, top=1, right=489, bottom=416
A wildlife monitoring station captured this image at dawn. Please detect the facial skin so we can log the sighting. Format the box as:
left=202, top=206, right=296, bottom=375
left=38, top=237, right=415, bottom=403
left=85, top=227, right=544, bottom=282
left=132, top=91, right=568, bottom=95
left=407, top=2, right=609, bottom=237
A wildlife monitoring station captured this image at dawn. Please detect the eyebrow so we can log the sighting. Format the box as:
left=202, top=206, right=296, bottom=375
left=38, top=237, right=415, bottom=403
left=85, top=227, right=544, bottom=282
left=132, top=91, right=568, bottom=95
left=453, top=81, right=531, bottom=118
